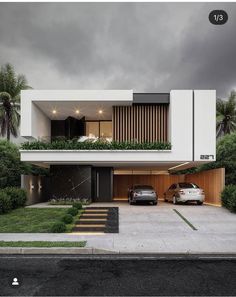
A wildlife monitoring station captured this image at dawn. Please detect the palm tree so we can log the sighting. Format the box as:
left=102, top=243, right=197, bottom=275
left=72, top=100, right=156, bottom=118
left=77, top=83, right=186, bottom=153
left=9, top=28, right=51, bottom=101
left=0, top=63, right=31, bottom=141
left=216, top=91, right=236, bottom=138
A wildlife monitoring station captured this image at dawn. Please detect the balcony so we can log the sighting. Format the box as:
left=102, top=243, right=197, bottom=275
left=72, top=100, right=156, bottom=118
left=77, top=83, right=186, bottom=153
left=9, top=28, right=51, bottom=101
left=20, top=138, right=173, bottom=167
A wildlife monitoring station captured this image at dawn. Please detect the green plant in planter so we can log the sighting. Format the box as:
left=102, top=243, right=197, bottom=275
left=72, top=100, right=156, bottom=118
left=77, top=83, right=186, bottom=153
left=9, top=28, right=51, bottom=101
left=21, top=140, right=171, bottom=151
left=67, top=207, right=78, bottom=216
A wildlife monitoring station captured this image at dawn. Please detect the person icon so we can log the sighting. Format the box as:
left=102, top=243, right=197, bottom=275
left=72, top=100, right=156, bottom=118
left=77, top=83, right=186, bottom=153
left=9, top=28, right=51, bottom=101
left=12, top=278, right=19, bottom=286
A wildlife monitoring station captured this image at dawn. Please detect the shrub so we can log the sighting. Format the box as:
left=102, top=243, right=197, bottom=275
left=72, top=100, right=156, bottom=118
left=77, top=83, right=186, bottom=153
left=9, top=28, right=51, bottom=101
left=50, top=221, right=67, bottom=233
left=67, top=207, right=78, bottom=216
left=4, top=187, right=27, bottom=209
left=21, top=140, right=172, bottom=151
left=0, top=191, right=12, bottom=214
left=0, top=140, right=23, bottom=188
left=72, top=202, right=83, bottom=210
left=221, top=185, right=236, bottom=212
left=62, top=214, right=73, bottom=224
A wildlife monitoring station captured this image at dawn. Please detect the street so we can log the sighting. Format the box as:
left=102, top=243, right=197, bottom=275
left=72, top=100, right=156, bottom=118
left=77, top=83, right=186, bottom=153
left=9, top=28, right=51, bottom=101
left=0, top=254, right=235, bottom=296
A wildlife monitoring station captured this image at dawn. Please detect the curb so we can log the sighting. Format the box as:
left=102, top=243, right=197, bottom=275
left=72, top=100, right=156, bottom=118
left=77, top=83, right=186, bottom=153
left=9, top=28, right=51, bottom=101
left=0, top=247, right=118, bottom=255
left=0, top=248, right=236, bottom=257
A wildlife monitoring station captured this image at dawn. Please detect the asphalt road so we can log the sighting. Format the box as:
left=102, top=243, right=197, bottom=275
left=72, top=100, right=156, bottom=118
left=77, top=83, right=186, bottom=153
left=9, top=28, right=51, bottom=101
left=0, top=254, right=235, bottom=296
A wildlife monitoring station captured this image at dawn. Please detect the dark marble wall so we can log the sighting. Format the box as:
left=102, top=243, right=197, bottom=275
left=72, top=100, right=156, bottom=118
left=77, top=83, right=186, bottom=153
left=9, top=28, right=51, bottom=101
left=50, top=165, right=92, bottom=200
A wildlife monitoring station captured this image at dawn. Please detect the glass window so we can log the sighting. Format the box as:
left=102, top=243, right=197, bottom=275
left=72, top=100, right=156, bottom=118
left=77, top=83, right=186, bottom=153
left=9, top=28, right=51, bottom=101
left=100, top=122, right=112, bottom=138
left=178, top=183, right=199, bottom=189
left=86, top=122, right=99, bottom=138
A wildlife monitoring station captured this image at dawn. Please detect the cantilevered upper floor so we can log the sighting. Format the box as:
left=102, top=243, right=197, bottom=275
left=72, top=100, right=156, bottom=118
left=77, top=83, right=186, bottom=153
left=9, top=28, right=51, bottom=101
left=20, top=89, right=216, bottom=170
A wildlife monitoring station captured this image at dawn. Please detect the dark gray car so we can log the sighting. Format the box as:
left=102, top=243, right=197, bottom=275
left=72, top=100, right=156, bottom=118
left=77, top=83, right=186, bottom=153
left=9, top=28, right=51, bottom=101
left=128, top=185, right=157, bottom=205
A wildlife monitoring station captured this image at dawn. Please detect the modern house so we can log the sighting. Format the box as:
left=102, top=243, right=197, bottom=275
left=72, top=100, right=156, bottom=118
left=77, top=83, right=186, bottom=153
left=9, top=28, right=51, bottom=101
left=20, top=90, right=216, bottom=203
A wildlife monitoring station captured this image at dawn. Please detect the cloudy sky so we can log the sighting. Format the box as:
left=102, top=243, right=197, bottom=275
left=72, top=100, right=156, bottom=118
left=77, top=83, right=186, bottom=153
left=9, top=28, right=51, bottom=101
left=0, top=2, right=235, bottom=98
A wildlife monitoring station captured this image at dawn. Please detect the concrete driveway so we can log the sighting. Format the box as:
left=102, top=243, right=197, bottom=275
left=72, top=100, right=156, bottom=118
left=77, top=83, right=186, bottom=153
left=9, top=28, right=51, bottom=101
left=81, top=201, right=236, bottom=253
left=1, top=202, right=236, bottom=253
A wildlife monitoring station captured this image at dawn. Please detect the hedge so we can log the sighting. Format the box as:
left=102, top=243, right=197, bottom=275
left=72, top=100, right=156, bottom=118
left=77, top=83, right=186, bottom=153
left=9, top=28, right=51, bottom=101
left=0, top=187, right=27, bottom=215
left=3, top=187, right=27, bottom=209
left=67, top=207, right=78, bottom=216
left=0, top=191, right=12, bottom=214
left=50, top=221, right=67, bottom=233
left=221, top=185, right=236, bottom=212
left=21, top=140, right=171, bottom=151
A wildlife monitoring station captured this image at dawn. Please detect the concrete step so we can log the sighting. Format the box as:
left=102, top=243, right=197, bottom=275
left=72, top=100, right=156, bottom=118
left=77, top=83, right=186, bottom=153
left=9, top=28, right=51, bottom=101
left=81, top=214, right=108, bottom=217
left=75, top=221, right=106, bottom=225
left=73, top=226, right=105, bottom=232
left=79, top=218, right=107, bottom=222
left=85, top=207, right=109, bottom=210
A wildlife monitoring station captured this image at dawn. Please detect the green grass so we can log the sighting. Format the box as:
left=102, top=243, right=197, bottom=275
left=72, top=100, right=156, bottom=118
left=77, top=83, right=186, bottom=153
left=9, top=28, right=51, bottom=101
left=0, top=208, right=82, bottom=233
left=0, top=241, right=86, bottom=247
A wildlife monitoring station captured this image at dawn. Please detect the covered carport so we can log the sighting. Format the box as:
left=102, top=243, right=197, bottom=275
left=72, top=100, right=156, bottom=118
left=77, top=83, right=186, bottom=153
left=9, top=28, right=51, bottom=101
left=113, top=168, right=225, bottom=206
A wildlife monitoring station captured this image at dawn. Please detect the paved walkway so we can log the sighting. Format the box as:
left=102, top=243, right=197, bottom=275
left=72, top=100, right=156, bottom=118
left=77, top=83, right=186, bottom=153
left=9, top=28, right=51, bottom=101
left=2, top=202, right=236, bottom=253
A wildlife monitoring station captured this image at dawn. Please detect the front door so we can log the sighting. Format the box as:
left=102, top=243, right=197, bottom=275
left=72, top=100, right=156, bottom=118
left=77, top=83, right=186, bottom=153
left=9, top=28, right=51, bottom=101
left=93, top=167, right=113, bottom=202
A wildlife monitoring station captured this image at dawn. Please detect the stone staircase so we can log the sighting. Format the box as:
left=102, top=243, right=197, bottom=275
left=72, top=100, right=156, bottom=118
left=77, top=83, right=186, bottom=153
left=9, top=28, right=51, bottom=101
left=73, top=208, right=109, bottom=233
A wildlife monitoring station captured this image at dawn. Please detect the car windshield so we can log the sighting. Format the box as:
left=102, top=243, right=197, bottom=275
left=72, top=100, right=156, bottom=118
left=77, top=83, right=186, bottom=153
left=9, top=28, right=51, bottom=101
left=134, top=185, right=153, bottom=190
left=178, top=183, right=199, bottom=189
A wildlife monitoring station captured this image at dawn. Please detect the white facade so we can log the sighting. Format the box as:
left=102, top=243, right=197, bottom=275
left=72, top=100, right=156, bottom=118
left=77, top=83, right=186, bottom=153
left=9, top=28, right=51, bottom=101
left=20, top=89, right=216, bottom=171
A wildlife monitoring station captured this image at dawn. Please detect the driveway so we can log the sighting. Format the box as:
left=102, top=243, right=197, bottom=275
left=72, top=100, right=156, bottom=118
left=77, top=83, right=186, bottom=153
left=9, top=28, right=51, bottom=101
left=1, top=202, right=236, bottom=253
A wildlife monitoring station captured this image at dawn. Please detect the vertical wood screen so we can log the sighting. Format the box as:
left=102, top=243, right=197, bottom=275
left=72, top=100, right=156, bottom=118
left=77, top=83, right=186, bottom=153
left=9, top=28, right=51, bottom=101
left=112, top=105, right=168, bottom=143
left=185, top=168, right=225, bottom=205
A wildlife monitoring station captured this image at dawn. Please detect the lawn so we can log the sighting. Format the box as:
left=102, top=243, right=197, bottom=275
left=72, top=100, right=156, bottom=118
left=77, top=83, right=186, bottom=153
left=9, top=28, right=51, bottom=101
left=0, top=208, right=82, bottom=233
left=0, top=241, right=86, bottom=247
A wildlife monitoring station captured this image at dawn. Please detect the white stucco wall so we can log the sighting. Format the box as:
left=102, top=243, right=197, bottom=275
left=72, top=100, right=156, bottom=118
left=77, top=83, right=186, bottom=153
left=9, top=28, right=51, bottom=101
left=194, top=90, right=216, bottom=161
left=31, top=103, right=51, bottom=140
left=21, top=93, right=51, bottom=140
left=169, top=90, right=193, bottom=161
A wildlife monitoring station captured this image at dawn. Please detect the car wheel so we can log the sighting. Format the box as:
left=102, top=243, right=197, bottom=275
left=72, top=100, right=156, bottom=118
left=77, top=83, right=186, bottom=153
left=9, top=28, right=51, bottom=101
left=173, top=196, right=177, bottom=205
left=153, top=201, right=157, bottom=205
left=197, top=201, right=203, bottom=205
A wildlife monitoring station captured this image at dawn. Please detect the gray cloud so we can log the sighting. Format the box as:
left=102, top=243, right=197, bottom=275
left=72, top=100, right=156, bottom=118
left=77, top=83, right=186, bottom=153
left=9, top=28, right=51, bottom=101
left=0, top=2, right=235, bottom=98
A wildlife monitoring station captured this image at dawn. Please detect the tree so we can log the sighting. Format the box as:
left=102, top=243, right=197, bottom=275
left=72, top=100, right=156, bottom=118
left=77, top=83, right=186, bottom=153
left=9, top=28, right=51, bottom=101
left=174, top=133, right=236, bottom=185
left=0, top=63, right=31, bottom=140
left=216, top=91, right=236, bottom=138
left=200, top=132, right=236, bottom=185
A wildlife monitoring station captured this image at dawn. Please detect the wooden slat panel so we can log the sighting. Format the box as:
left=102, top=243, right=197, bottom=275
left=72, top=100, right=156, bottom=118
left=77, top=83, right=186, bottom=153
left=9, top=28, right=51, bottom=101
left=113, top=174, right=185, bottom=199
left=112, top=105, right=169, bottom=143
left=185, top=168, right=225, bottom=205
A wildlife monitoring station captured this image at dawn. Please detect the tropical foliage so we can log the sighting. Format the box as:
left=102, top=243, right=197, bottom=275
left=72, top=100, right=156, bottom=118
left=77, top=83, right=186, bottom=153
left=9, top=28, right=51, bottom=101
left=216, top=91, right=236, bottom=138
left=0, top=63, right=30, bottom=140
left=0, top=139, right=49, bottom=188
left=21, top=139, right=172, bottom=150
left=173, top=132, right=236, bottom=185
left=221, top=185, right=236, bottom=213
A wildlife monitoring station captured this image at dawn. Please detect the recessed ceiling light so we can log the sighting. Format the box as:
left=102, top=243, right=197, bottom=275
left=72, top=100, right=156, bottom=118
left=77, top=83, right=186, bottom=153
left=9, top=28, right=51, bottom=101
left=75, top=109, right=80, bottom=114
left=52, top=109, right=57, bottom=114
left=98, top=109, right=103, bottom=114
